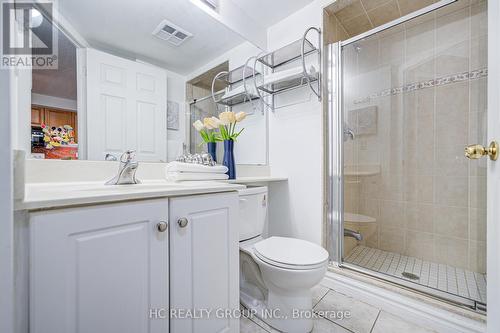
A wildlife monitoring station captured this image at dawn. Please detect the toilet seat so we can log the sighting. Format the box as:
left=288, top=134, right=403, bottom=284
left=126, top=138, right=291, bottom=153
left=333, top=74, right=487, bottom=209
left=253, top=237, right=328, bottom=270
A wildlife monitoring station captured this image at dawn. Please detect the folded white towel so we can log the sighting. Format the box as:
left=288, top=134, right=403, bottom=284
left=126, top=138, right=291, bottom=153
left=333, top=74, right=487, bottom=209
left=166, top=161, right=228, bottom=174
left=261, top=65, right=317, bottom=86
left=166, top=172, right=229, bottom=181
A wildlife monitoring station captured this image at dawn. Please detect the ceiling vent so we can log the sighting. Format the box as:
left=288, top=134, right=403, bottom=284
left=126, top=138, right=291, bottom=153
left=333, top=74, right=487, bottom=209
left=152, top=20, right=193, bottom=46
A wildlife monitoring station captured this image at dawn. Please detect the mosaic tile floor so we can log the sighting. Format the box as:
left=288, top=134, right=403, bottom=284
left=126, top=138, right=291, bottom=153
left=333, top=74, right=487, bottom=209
left=345, top=245, right=487, bottom=304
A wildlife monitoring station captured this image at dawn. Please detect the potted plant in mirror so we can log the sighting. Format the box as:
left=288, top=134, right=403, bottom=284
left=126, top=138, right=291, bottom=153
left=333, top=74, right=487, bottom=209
left=192, top=117, right=222, bottom=162
left=218, top=111, right=246, bottom=179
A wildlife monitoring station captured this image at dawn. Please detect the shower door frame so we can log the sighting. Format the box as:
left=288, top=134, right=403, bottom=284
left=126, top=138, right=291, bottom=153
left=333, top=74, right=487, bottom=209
left=325, top=0, right=484, bottom=311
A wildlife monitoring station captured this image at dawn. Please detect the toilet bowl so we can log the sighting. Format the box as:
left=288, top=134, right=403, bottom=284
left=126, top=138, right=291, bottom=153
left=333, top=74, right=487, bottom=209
left=238, top=187, right=328, bottom=333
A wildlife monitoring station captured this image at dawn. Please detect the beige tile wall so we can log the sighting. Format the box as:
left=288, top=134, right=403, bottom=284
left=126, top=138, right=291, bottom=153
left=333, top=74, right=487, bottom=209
left=342, top=0, right=487, bottom=273
left=325, top=0, right=440, bottom=38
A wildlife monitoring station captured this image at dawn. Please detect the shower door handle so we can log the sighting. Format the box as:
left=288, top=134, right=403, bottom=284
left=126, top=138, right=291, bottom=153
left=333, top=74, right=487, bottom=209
left=465, top=141, right=498, bottom=161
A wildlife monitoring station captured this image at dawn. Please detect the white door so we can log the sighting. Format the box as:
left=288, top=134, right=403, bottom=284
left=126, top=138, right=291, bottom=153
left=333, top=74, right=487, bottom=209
left=30, top=199, right=169, bottom=333
left=86, top=48, right=167, bottom=161
left=488, top=2, right=500, bottom=332
left=169, top=193, right=239, bottom=333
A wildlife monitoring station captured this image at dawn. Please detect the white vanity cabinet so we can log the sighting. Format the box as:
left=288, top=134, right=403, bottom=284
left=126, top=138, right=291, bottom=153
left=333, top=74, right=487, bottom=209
left=169, top=192, right=239, bottom=333
left=29, top=192, right=239, bottom=333
left=30, top=199, right=170, bottom=333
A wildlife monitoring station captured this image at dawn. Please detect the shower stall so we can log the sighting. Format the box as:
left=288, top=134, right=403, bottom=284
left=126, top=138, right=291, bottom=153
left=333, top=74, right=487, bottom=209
left=327, top=0, right=488, bottom=311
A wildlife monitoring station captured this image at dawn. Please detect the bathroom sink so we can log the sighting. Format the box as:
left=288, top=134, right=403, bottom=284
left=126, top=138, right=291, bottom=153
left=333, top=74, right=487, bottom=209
left=74, top=181, right=230, bottom=193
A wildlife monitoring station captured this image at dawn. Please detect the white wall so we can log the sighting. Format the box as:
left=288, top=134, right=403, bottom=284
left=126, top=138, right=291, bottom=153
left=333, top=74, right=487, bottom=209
left=12, top=68, right=31, bottom=154
left=0, top=67, right=14, bottom=333
left=267, top=0, right=331, bottom=245
left=164, top=69, right=187, bottom=161
left=187, top=41, right=261, bottom=82
left=192, top=0, right=267, bottom=50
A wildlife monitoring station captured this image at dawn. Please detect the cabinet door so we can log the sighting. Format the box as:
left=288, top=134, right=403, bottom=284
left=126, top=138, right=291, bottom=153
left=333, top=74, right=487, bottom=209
left=31, top=106, right=44, bottom=127
left=170, top=192, right=239, bottom=333
left=44, top=108, right=76, bottom=129
left=30, top=199, right=169, bottom=333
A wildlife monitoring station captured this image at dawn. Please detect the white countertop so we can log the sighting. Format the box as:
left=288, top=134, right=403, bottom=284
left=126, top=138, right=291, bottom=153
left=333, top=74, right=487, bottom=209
left=16, top=180, right=246, bottom=211
left=224, top=176, right=288, bottom=184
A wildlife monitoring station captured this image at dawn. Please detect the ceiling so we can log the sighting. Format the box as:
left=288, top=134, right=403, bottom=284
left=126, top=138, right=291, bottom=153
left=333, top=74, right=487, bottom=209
left=58, top=0, right=247, bottom=75
left=57, top=0, right=316, bottom=75
left=234, top=0, right=315, bottom=28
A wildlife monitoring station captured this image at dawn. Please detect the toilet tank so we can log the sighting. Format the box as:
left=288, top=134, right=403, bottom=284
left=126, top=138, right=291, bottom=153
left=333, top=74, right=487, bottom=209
left=238, top=186, right=268, bottom=241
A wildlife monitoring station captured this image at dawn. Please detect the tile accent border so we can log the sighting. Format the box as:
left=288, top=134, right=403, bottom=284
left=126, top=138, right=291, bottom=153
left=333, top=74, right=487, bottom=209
left=353, top=68, right=488, bottom=105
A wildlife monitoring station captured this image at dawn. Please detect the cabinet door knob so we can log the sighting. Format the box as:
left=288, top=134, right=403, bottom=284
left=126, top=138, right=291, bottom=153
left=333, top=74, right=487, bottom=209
left=177, top=217, right=189, bottom=228
left=157, top=221, right=168, bottom=232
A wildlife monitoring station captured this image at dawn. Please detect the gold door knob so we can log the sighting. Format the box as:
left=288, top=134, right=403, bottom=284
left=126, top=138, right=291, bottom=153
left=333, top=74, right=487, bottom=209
left=465, top=141, right=498, bottom=161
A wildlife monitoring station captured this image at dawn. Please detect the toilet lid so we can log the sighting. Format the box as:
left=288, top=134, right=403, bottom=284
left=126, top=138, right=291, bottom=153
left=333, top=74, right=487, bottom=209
left=254, top=237, right=328, bottom=269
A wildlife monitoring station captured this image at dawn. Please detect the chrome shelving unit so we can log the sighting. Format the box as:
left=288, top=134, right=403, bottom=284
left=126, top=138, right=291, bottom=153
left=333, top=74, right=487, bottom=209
left=210, top=27, right=321, bottom=112
left=257, top=70, right=319, bottom=95
left=257, top=38, right=317, bottom=69
left=217, top=64, right=257, bottom=85
left=211, top=65, right=261, bottom=109
left=252, top=26, right=322, bottom=111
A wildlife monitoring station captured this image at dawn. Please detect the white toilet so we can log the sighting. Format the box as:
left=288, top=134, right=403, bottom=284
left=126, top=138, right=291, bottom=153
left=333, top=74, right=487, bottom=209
left=238, top=187, right=328, bottom=333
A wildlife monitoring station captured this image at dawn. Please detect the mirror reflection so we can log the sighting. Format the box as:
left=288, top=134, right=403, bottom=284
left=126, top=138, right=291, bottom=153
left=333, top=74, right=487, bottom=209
left=29, top=0, right=266, bottom=164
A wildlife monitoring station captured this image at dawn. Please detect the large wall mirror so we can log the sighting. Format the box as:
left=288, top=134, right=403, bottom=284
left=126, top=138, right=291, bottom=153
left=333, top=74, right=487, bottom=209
left=27, top=0, right=268, bottom=165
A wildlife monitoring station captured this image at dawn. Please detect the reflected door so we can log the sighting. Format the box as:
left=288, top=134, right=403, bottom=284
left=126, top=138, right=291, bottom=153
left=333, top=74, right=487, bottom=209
left=86, top=48, right=167, bottom=161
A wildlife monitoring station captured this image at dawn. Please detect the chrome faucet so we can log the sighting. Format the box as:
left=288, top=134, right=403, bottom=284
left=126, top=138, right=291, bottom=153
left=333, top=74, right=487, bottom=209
left=344, top=228, right=363, bottom=241
left=105, top=150, right=141, bottom=185
left=105, top=153, right=117, bottom=161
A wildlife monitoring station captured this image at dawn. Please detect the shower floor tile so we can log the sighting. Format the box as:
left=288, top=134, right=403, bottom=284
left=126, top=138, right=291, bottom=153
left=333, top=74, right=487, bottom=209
left=345, top=245, right=487, bottom=304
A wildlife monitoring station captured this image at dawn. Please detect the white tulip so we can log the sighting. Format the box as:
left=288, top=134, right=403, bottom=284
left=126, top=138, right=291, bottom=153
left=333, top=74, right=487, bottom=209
left=203, top=118, right=215, bottom=129
left=210, top=116, right=223, bottom=127
left=192, top=120, right=205, bottom=131
left=219, top=111, right=236, bottom=125
left=204, top=117, right=222, bottom=129
left=235, top=111, right=247, bottom=122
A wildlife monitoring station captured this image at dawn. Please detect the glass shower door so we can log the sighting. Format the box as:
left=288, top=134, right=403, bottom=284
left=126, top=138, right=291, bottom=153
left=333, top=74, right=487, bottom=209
left=332, top=0, right=489, bottom=310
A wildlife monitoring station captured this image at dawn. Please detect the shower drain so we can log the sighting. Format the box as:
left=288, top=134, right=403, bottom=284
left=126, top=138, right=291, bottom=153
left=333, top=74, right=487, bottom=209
left=402, top=272, right=420, bottom=280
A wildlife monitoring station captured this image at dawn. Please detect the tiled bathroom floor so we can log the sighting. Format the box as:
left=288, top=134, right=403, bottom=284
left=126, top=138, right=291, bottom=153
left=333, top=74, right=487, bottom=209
left=345, top=245, right=487, bottom=304
left=240, top=284, right=436, bottom=333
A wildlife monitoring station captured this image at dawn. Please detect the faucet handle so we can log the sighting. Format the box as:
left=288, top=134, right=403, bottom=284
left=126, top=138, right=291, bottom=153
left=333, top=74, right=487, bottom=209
left=120, top=150, right=137, bottom=163
left=105, top=153, right=117, bottom=161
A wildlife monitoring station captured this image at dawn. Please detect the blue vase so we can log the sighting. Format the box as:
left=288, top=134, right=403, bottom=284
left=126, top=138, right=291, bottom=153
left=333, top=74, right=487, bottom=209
left=207, top=142, right=217, bottom=163
left=223, top=140, right=236, bottom=179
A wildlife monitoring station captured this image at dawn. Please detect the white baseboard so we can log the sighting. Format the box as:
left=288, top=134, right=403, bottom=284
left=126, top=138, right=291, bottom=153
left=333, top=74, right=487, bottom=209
left=322, top=270, right=486, bottom=333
